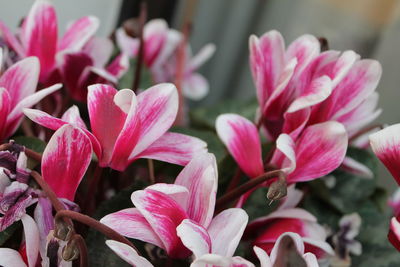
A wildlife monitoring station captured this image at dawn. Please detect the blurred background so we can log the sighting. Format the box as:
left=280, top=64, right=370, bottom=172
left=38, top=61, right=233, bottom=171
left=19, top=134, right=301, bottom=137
left=1, top=0, right=399, bottom=190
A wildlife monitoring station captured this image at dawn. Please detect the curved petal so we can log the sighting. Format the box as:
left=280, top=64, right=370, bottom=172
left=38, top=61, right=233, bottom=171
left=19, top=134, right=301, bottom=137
left=58, top=16, right=99, bottom=52
left=190, top=43, right=216, bottom=71
left=254, top=246, right=272, bottom=267
left=106, top=240, right=153, bottom=267
left=216, top=114, right=264, bottom=178
left=42, top=124, right=92, bottom=200
left=192, top=254, right=255, bottom=267
left=277, top=185, right=303, bottom=210
left=22, top=0, right=58, bottom=80
left=286, top=34, right=320, bottom=76
left=182, top=73, right=209, bottom=101
left=341, top=156, right=373, bottom=179
left=106, top=53, right=130, bottom=79
left=0, top=248, right=27, bottom=267
left=176, top=219, right=211, bottom=258
left=208, top=208, right=248, bottom=257
left=131, top=189, right=190, bottom=258
left=0, top=21, right=25, bottom=57
left=61, top=105, right=87, bottom=129
left=288, top=121, right=348, bottom=183
left=143, top=19, right=168, bottom=66
left=100, top=208, right=164, bottom=249
left=303, top=252, right=319, bottom=267
left=146, top=183, right=189, bottom=210
left=175, top=152, right=218, bottom=227
left=116, top=28, right=139, bottom=58
left=271, top=133, right=296, bottom=174
left=370, top=124, right=400, bottom=185
left=21, top=214, right=39, bottom=267
left=389, top=216, right=400, bottom=251
left=137, top=132, right=207, bottom=166
left=83, top=36, right=113, bottom=68
left=0, top=57, right=39, bottom=107
left=23, top=108, right=66, bottom=130
left=128, top=83, right=178, bottom=160
left=87, top=84, right=126, bottom=166
left=270, top=232, right=305, bottom=263
left=0, top=88, right=10, bottom=140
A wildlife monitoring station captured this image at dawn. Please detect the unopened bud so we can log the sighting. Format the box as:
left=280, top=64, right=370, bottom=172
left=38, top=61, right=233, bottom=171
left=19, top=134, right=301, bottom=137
left=54, top=220, right=73, bottom=241
left=62, top=239, right=80, bottom=261
left=267, top=178, right=287, bottom=201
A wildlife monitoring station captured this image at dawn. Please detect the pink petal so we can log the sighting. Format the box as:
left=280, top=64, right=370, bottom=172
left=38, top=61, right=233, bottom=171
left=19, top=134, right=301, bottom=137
left=249, top=31, right=285, bottom=107
left=277, top=185, right=304, bottom=210
left=128, top=83, right=178, bottom=160
left=42, top=124, right=92, bottom=201
left=106, top=53, right=129, bottom=79
left=369, top=124, right=400, bottom=185
left=282, top=107, right=310, bottom=140
left=137, top=132, right=207, bottom=166
left=87, top=84, right=126, bottom=166
left=285, top=34, right=320, bottom=76
left=143, top=19, right=168, bottom=66
left=189, top=43, right=216, bottom=71
left=176, top=219, right=211, bottom=258
left=216, top=114, right=264, bottom=178
left=146, top=183, right=189, bottom=210
left=182, top=73, right=209, bottom=101
left=0, top=21, right=25, bottom=57
left=61, top=105, right=87, bottom=129
left=341, top=156, right=373, bottom=179
left=131, top=189, right=191, bottom=258
left=0, top=57, right=39, bottom=107
left=174, top=153, right=217, bottom=227
left=106, top=240, right=153, bottom=267
left=152, top=29, right=181, bottom=68
left=58, top=16, right=99, bottom=52
left=22, top=0, right=58, bottom=80
left=83, top=37, right=113, bottom=67
left=389, top=217, right=400, bottom=251
left=0, top=248, right=27, bottom=267
left=21, top=214, right=39, bottom=267
left=208, top=208, right=248, bottom=257
left=288, top=121, right=348, bottom=183
left=192, top=254, right=255, bottom=267
left=23, top=108, right=67, bottom=130
left=100, top=208, right=164, bottom=249
left=116, top=28, right=139, bottom=58
left=0, top=88, right=11, bottom=140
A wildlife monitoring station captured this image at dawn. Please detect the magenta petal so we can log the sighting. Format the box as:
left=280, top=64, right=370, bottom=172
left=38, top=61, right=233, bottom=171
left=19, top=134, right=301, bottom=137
left=87, top=84, right=126, bottom=166
left=0, top=21, right=25, bottom=57
left=58, top=16, right=99, bottom=52
left=370, top=124, right=400, bottom=185
left=282, top=108, right=310, bottom=140
left=106, top=53, right=130, bottom=79
left=100, top=208, right=164, bottom=249
left=42, top=124, right=92, bottom=200
left=216, top=114, right=264, bottom=178
left=174, top=153, right=217, bottom=227
left=286, top=34, right=320, bottom=76
left=0, top=88, right=11, bottom=140
left=0, top=57, right=39, bottom=107
left=106, top=240, right=153, bottom=267
left=288, top=121, right=348, bottom=183
left=143, top=19, right=168, bottom=66
left=176, top=219, right=211, bottom=258
left=61, top=105, right=87, bottom=129
left=23, top=108, right=67, bottom=130
left=22, top=0, right=58, bottom=80
left=389, top=217, right=400, bottom=251
left=137, top=132, right=207, bottom=166
left=131, top=189, right=190, bottom=258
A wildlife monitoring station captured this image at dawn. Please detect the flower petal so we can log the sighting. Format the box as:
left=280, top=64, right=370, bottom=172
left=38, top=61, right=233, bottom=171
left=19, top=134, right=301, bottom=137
left=286, top=34, right=320, bottom=76
left=137, top=132, right=207, bottom=166
left=143, top=19, right=168, bottom=66
left=58, top=16, right=99, bottom=52
left=288, top=121, right=348, bottom=183
left=116, top=28, right=139, bottom=58
left=146, top=183, right=189, bottom=210
left=21, top=214, right=39, bottom=267
left=216, top=114, right=264, bottom=178
left=174, top=152, right=217, bottom=227
left=192, top=254, right=255, bottom=267
left=100, top=208, right=164, bottom=249
left=182, top=73, right=209, bottom=101
left=106, top=53, right=130, bottom=79
left=42, top=124, right=92, bottom=200
left=389, top=216, right=400, bottom=251
left=190, top=43, right=216, bottom=70
left=208, top=208, right=248, bottom=257
left=128, top=83, right=178, bottom=160
left=0, top=248, right=27, bottom=267
left=271, top=133, right=296, bottom=174
left=82, top=36, right=113, bottom=67
left=369, top=124, right=400, bottom=185
left=106, top=240, right=153, bottom=267
left=341, top=156, right=373, bottom=179
left=176, top=219, right=211, bottom=258
left=0, top=88, right=11, bottom=140
left=131, top=189, right=190, bottom=258
left=23, top=108, right=67, bottom=130
left=0, top=57, right=39, bottom=107
left=61, top=105, right=87, bottom=129
left=0, top=21, right=25, bottom=57
left=269, top=232, right=305, bottom=263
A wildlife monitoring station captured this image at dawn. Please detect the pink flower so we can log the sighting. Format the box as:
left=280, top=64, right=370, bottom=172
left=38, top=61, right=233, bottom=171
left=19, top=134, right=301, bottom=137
left=254, top=232, right=319, bottom=267
left=106, top=240, right=153, bottom=267
left=100, top=153, right=218, bottom=259
left=389, top=188, right=400, bottom=217
left=216, top=114, right=347, bottom=184
left=24, top=83, right=207, bottom=171
left=0, top=51, right=61, bottom=141
left=389, top=216, right=400, bottom=251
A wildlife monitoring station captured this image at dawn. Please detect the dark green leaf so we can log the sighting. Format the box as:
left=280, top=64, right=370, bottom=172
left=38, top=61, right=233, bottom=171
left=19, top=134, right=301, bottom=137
left=13, top=136, right=46, bottom=153
left=0, top=222, right=20, bottom=246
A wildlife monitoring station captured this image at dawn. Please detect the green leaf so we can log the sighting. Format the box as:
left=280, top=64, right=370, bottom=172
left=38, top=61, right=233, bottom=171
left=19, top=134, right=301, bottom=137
left=189, top=98, right=258, bottom=130
left=13, top=136, right=46, bottom=153
left=0, top=222, right=20, bottom=246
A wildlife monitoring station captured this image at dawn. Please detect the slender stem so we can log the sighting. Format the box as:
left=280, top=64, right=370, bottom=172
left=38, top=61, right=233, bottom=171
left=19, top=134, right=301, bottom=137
left=55, top=210, right=140, bottom=254
left=132, top=1, right=147, bottom=92
left=73, top=234, right=88, bottom=267
left=25, top=148, right=42, bottom=162
left=147, top=159, right=155, bottom=184
left=349, top=124, right=383, bottom=143
left=31, top=171, right=65, bottom=212
left=215, top=170, right=285, bottom=212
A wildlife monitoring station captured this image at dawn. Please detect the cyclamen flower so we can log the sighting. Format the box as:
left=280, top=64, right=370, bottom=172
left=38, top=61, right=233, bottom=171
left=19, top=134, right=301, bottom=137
left=101, top=153, right=219, bottom=259
left=254, top=232, right=319, bottom=267
left=216, top=114, right=347, bottom=184
left=250, top=30, right=382, bottom=141
left=24, top=83, right=207, bottom=171
left=117, top=19, right=215, bottom=100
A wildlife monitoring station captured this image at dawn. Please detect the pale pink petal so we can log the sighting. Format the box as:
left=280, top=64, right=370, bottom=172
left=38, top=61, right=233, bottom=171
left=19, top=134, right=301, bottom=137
left=87, top=84, right=126, bottom=166
left=106, top=240, right=153, bottom=267
left=42, top=124, right=92, bottom=200
left=286, top=34, right=320, bottom=76
left=100, top=208, right=164, bottom=249
left=389, top=217, right=400, bottom=251
left=303, top=252, right=319, bottom=267
left=288, top=121, right=348, bottom=183
left=271, top=133, right=296, bottom=174
left=106, top=53, right=129, bottom=79
left=282, top=108, right=310, bottom=140
left=182, top=73, right=209, bottom=101
left=208, top=208, right=248, bottom=257
left=176, top=219, right=211, bottom=258
left=137, top=132, right=207, bottom=166
left=0, top=248, right=27, bottom=267
left=0, top=21, right=25, bottom=57
left=216, top=114, right=264, bottom=178
left=83, top=37, right=113, bottom=67
left=270, top=232, right=305, bottom=263
left=152, top=29, right=181, bottom=68
left=254, top=246, right=272, bottom=267
left=131, top=189, right=190, bottom=258
left=174, top=152, right=217, bottom=227
left=277, top=185, right=303, bottom=210
left=249, top=31, right=285, bottom=107
left=58, top=16, right=99, bottom=52
left=146, top=183, right=189, bottom=210
left=341, top=156, right=373, bottom=179
left=22, top=0, right=58, bottom=80
left=116, top=28, right=139, bottom=58
left=128, top=83, right=178, bottom=160
left=143, top=19, right=168, bottom=66
left=0, top=57, right=39, bottom=107
left=61, top=105, right=87, bottom=129
left=192, top=254, right=254, bottom=267
left=369, top=124, right=400, bottom=185
left=189, top=44, right=216, bottom=71
left=21, top=214, right=39, bottom=267
left=23, top=108, right=67, bottom=130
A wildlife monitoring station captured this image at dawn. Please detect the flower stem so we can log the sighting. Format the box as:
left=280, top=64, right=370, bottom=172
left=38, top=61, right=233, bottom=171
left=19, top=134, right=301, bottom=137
left=55, top=210, right=140, bottom=253
left=132, top=1, right=147, bottom=92
left=147, top=159, right=155, bottom=184
left=31, top=171, right=65, bottom=212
